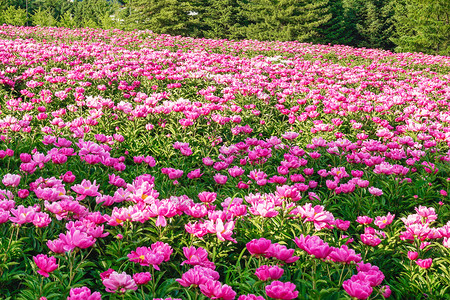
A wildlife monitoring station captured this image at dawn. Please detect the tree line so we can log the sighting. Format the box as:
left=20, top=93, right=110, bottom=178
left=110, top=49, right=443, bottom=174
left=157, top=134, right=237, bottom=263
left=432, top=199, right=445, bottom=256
left=0, top=0, right=449, bottom=55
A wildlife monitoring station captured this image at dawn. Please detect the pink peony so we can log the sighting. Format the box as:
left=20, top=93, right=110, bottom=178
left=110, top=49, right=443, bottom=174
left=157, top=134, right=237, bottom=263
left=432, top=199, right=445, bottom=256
left=265, top=281, right=298, bottom=299
left=246, top=238, right=272, bottom=256
left=33, top=254, right=58, bottom=277
left=67, top=287, right=102, bottom=300
left=133, top=272, right=152, bottom=285
left=416, top=258, right=432, bottom=269
left=342, top=279, right=373, bottom=299
left=255, top=265, right=284, bottom=281
left=102, top=271, right=137, bottom=294
left=2, top=174, right=21, bottom=187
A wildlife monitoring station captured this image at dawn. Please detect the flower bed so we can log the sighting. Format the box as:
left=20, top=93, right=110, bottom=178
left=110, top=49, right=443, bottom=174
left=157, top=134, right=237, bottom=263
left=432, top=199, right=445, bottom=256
left=0, top=25, right=450, bottom=299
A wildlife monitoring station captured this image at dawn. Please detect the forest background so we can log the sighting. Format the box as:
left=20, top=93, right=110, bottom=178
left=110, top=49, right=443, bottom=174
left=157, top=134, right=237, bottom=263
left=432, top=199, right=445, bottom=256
left=0, top=0, right=449, bottom=56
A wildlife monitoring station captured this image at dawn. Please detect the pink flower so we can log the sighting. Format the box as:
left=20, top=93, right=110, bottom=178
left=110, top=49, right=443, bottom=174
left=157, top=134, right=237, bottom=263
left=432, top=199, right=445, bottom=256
left=328, top=245, right=362, bottom=264
left=276, top=185, right=301, bottom=202
left=199, top=279, right=236, bottom=300
left=33, top=254, right=58, bottom=277
left=46, top=239, right=66, bottom=253
left=0, top=209, right=10, bottom=224
left=206, top=219, right=237, bottom=243
left=246, top=238, right=272, bottom=256
left=266, top=243, right=299, bottom=263
left=303, top=168, right=314, bottom=176
left=282, top=132, right=299, bottom=140
left=108, top=174, right=126, bottom=187
left=416, top=258, right=432, bottom=269
left=407, top=251, right=418, bottom=260
left=181, top=246, right=215, bottom=269
left=133, top=272, right=152, bottom=285
left=381, top=285, right=392, bottom=298
left=228, top=166, right=245, bottom=177
left=67, top=287, right=102, bottom=300
left=443, top=237, right=450, bottom=248
left=255, top=265, right=284, bottom=281
left=163, top=168, right=183, bottom=180
left=238, top=295, right=265, bottom=300
left=9, top=205, right=36, bottom=224
left=342, top=279, right=373, bottom=299
left=335, top=219, right=350, bottom=231
left=368, top=187, right=383, bottom=196
left=71, top=180, right=100, bottom=200
left=2, top=173, right=21, bottom=187
left=127, top=246, right=164, bottom=270
left=351, top=269, right=385, bottom=287
left=360, top=234, right=382, bottom=247
left=187, top=169, right=203, bottom=179
left=198, top=191, right=217, bottom=203
left=100, top=269, right=115, bottom=281
left=374, top=213, right=395, bottom=229
left=102, top=271, right=137, bottom=294
left=58, top=228, right=96, bottom=251
left=296, top=203, right=334, bottom=230
left=249, top=200, right=279, bottom=218
left=151, top=241, right=173, bottom=262
left=265, top=281, right=298, bottom=299
left=356, top=216, right=373, bottom=225
left=147, top=199, right=177, bottom=227
left=32, top=212, right=52, bottom=228
left=176, top=266, right=219, bottom=287
left=294, top=235, right=332, bottom=259
left=18, top=189, right=29, bottom=198
left=214, top=174, right=228, bottom=185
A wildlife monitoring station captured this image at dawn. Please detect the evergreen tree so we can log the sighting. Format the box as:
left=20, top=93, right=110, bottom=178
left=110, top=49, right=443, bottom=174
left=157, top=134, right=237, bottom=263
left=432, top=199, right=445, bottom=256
left=72, top=0, right=118, bottom=28
left=392, top=0, right=450, bottom=55
left=203, top=0, right=246, bottom=39
left=57, top=10, right=77, bottom=28
left=32, top=0, right=73, bottom=21
left=128, top=0, right=194, bottom=36
left=344, top=0, right=395, bottom=50
left=31, top=7, right=57, bottom=26
left=1, top=6, right=27, bottom=26
left=317, top=0, right=359, bottom=45
left=240, top=0, right=331, bottom=42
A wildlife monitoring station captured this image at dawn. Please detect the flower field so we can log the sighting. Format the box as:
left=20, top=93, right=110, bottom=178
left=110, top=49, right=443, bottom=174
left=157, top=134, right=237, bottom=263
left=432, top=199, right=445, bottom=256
left=1, top=25, right=450, bottom=299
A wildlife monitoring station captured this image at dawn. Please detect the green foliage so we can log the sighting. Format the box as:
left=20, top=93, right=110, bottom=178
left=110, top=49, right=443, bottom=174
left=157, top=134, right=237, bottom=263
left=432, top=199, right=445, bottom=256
left=128, top=0, right=195, bottom=35
left=343, top=0, right=395, bottom=50
left=317, top=0, right=359, bottom=45
left=392, top=0, right=450, bottom=55
left=32, top=0, right=73, bottom=21
left=1, top=6, right=27, bottom=26
left=1, top=0, right=449, bottom=59
left=57, top=11, right=77, bottom=29
left=203, top=0, right=246, bottom=39
left=31, top=7, right=57, bottom=27
left=239, top=0, right=331, bottom=42
left=71, top=0, right=120, bottom=29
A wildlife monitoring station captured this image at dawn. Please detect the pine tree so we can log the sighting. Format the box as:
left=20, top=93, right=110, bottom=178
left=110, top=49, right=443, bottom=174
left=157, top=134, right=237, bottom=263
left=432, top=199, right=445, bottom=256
left=357, top=0, right=395, bottom=49
left=57, top=10, right=77, bottom=28
left=31, top=7, right=57, bottom=26
left=32, top=0, right=73, bottom=21
left=317, top=0, right=359, bottom=45
left=240, top=0, right=331, bottom=42
left=71, top=0, right=119, bottom=29
left=344, top=0, right=395, bottom=50
left=392, top=0, right=450, bottom=55
left=203, top=0, right=246, bottom=39
left=128, top=0, right=194, bottom=36
left=1, top=6, right=27, bottom=26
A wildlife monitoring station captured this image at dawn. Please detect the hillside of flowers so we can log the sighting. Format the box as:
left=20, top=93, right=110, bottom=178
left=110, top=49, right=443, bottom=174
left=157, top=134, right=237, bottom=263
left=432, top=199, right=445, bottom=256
left=0, top=25, right=450, bottom=300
